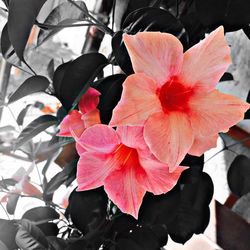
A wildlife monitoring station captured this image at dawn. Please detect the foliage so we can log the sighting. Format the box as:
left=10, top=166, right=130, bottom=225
left=0, top=0, right=250, bottom=249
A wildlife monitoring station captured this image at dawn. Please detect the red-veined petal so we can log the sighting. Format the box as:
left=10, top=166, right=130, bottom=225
left=179, top=26, right=231, bottom=92
left=104, top=165, right=146, bottom=219
left=78, top=124, right=120, bottom=153
left=124, top=32, right=183, bottom=85
left=109, top=73, right=161, bottom=126
left=138, top=155, right=186, bottom=194
left=79, top=87, right=100, bottom=114
left=188, top=134, right=218, bottom=156
left=189, top=90, right=250, bottom=136
left=144, top=111, right=194, bottom=172
left=116, top=126, right=147, bottom=150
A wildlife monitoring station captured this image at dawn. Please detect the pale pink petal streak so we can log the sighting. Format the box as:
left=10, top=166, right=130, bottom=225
left=179, top=26, right=231, bottom=92
left=78, top=124, right=120, bottom=153
left=82, top=108, right=101, bottom=128
left=189, top=90, right=250, bottom=136
left=77, top=152, right=119, bottom=191
left=144, top=111, right=194, bottom=172
left=79, top=87, right=101, bottom=114
left=123, top=32, right=183, bottom=85
left=188, top=134, right=218, bottom=156
left=109, top=73, right=161, bottom=126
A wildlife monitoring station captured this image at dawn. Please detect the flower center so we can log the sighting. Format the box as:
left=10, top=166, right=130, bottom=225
left=115, top=144, right=139, bottom=167
left=158, top=78, right=194, bottom=113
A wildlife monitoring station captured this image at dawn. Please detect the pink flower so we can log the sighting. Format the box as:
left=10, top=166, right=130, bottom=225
left=76, top=124, right=186, bottom=218
left=58, top=87, right=101, bottom=154
left=109, top=26, right=250, bottom=172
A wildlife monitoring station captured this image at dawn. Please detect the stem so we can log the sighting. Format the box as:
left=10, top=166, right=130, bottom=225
left=36, top=21, right=103, bottom=30
left=0, top=202, right=10, bottom=219
left=205, top=148, right=226, bottom=163
left=67, top=0, right=114, bottom=36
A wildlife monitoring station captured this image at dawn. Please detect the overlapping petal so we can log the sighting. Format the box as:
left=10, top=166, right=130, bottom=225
left=144, top=111, right=194, bottom=172
left=179, top=26, right=231, bottom=92
left=189, top=90, right=250, bottom=136
left=109, top=73, right=161, bottom=126
left=78, top=124, right=120, bottom=153
left=79, top=87, right=101, bottom=114
left=58, top=110, right=83, bottom=137
left=82, top=109, right=101, bottom=128
left=123, top=32, right=183, bottom=85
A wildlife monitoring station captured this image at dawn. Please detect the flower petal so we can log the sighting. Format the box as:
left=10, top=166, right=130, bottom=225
left=77, top=152, right=119, bottom=191
left=123, top=32, right=183, bottom=85
left=116, top=126, right=147, bottom=150
left=104, top=166, right=146, bottom=219
left=144, top=111, right=194, bottom=172
left=57, top=110, right=84, bottom=138
left=188, top=134, right=218, bottom=156
left=78, top=124, right=120, bottom=153
left=82, top=108, right=101, bottom=128
left=179, top=26, right=231, bottom=92
left=79, top=87, right=101, bottom=114
left=109, top=73, right=161, bottom=126
left=138, top=155, right=186, bottom=195
left=189, top=90, right=250, bottom=136
left=75, top=142, right=86, bottom=155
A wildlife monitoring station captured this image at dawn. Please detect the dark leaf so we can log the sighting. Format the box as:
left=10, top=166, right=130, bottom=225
left=15, top=115, right=58, bottom=149
left=59, top=53, right=108, bottom=110
left=15, top=219, right=49, bottom=250
left=220, top=72, right=234, bottom=82
left=52, top=61, right=71, bottom=100
left=0, top=23, right=21, bottom=66
left=0, top=219, right=18, bottom=249
left=17, top=104, right=32, bottom=126
left=227, top=155, right=250, bottom=197
left=47, top=236, right=68, bottom=249
left=181, top=154, right=204, bottom=171
left=139, top=169, right=213, bottom=244
left=93, top=74, right=126, bottom=124
left=37, top=1, right=87, bottom=45
left=6, top=193, right=19, bottom=215
left=111, top=31, right=133, bottom=74
left=22, top=206, right=59, bottom=222
left=47, top=59, right=54, bottom=80
left=38, top=223, right=59, bottom=237
left=195, top=0, right=250, bottom=31
left=66, top=188, right=108, bottom=234
left=43, top=160, right=77, bottom=201
left=0, top=178, right=17, bottom=189
left=8, top=76, right=50, bottom=103
left=7, top=0, right=47, bottom=61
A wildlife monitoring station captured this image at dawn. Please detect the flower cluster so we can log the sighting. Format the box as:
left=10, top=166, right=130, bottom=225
left=59, top=26, right=250, bottom=218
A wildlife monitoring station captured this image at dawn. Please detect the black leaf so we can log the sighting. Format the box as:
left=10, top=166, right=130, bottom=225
left=0, top=219, right=18, bottom=250
left=6, top=193, right=19, bottom=215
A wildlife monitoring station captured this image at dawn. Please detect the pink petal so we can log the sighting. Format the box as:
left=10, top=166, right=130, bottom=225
left=188, top=134, right=218, bottom=156
left=123, top=32, right=183, bottom=85
left=57, top=110, right=84, bottom=138
left=104, top=166, right=146, bottom=219
left=82, top=108, right=101, bottom=128
left=138, top=155, right=186, bottom=195
left=78, top=124, right=120, bottom=153
left=75, top=142, right=86, bottom=155
left=22, top=181, right=42, bottom=197
left=189, top=90, right=250, bottom=136
left=77, top=152, right=119, bottom=191
left=109, top=73, right=161, bottom=126
left=79, top=87, right=101, bottom=114
left=144, top=111, right=194, bottom=172
left=116, top=126, right=147, bottom=150
left=179, top=26, right=231, bottom=92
